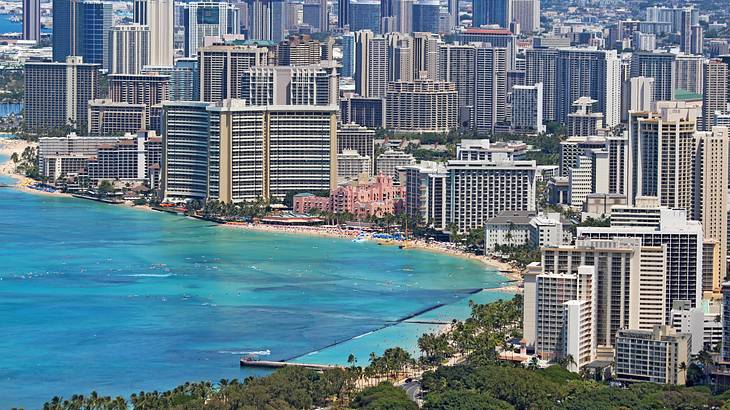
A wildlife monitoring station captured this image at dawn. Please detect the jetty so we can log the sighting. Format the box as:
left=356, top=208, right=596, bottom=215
left=240, top=358, right=340, bottom=371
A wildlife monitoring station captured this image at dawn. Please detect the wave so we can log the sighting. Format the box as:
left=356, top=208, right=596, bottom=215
left=125, top=273, right=173, bottom=278
left=352, top=331, right=374, bottom=340
left=218, top=349, right=271, bottom=356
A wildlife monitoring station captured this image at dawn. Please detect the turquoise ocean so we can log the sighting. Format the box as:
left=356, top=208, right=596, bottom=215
left=0, top=153, right=511, bottom=407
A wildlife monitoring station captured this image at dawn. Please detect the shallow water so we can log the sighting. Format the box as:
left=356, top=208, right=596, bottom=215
left=0, top=175, right=509, bottom=407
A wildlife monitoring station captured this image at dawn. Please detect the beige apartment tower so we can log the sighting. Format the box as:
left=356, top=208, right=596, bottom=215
left=695, top=126, right=729, bottom=290
left=207, top=100, right=338, bottom=203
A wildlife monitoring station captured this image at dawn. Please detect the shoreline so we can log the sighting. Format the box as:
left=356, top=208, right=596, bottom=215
left=0, top=137, right=523, bottom=292
left=222, top=222, right=523, bottom=291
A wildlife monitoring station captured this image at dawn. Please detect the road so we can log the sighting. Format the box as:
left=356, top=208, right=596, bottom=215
left=402, top=380, right=422, bottom=402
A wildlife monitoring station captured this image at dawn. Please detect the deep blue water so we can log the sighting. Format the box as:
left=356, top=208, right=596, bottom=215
left=0, top=172, right=508, bottom=408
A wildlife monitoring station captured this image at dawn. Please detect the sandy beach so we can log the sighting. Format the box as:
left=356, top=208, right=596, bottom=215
left=0, top=137, right=32, bottom=181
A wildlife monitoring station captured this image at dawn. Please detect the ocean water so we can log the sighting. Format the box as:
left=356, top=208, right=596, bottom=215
left=0, top=14, right=52, bottom=35
left=0, top=174, right=511, bottom=408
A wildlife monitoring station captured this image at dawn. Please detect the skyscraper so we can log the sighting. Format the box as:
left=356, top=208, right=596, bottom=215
left=412, top=0, right=440, bottom=33
left=337, top=0, right=349, bottom=28
left=349, top=0, right=381, bottom=33
left=472, top=0, right=510, bottom=28
left=341, top=33, right=355, bottom=77
left=198, top=44, right=269, bottom=102
left=701, top=60, right=728, bottom=131
left=77, top=1, right=113, bottom=69
left=109, top=24, right=150, bottom=75
left=473, top=44, right=508, bottom=133
left=628, top=102, right=697, bottom=211
left=147, top=0, right=174, bottom=66
left=162, top=101, right=211, bottom=201
left=183, top=1, right=240, bottom=57
left=439, top=43, right=477, bottom=127
left=511, top=0, right=539, bottom=34
left=354, top=31, right=388, bottom=98
left=52, top=0, right=77, bottom=61
left=207, top=100, right=338, bottom=202
left=694, top=126, right=729, bottom=289
left=24, top=56, right=100, bottom=132
left=556, top=48, right=621, bottom=127
left=23, top=0, right=40, bottom=41
left=526, top=47, right=557, bottom=122
left=579, top=202, right=704, bottom=317
left=247, top=0, right=286, bottom=41
left=630, top=51, right=675, bottom=103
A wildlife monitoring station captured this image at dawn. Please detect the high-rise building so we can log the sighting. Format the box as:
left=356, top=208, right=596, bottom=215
left=52, top=0, right=78, bottom=61
left=628, top=76, right=655, bottom=113
left=24, top=56, right=100, bottom=132
left=247, top=0, right=286, bottom=42
left=559, top=136, right=606, bottom=177
left=341, top=33, right=355, bottom=77
left=701, top=60, right=728, bottom=131
left=395, top=0, right=414, bottom=33
left=674, top=53, right=703, bottom=95
left=198, top=44, right=269, bottom=103
left=241, top=63, right=339, bottom=106
left=109, top=24, right=151, bottom=75
left=337, top=123, right=375, bottom=161
left=630, top=51, right=675, bottom=103
left=472, top=0, right=510, bottom=28
left=340, top=95, right=385, bottom=128
left=87, top=99, right=147, bottom=135
left=444, top=159, right=536, bottom=233
left=532, top=238, right=668, bottom=354
left=386, top=33, right=414, bottom=82
left=337, top=0, right=349, bottom=28
left=473, top=44, right=508, bottom=133
left=183, top=2, right=240, bottom=57
left=147, top=0, right=175, bottom=66
left=680, top=9, right=692, bottom=53
left=375, top=149, right=415, bottom=179
left=525, top=47, right=557, bottom=122
left=439, top=43, right=477, bottom=127
left=628, top=102, right=697, bottom=210
left=350, top=0, right=381, bottom=33
left=556, top=48, right=621, bottom=127
left=511, top=0, right=539, bottom=34
left=457, top=28, right=516, bottom=70
left=511, top=83, right=545, bottom=133
left=161, top=101, right=211, bottom=201
left=412, top=0, right=440, bottom=33
left=385, top=79, right=459, bottom=132
left=23, top=0, right=40, bottom=41
left=412, top=32, right=440, bottom=80
left=354, top=31, right=388, bottom=98
left=134, top=0, right=147, bottom=23
left=76, top=1, right=113, bottom=69
left=615, top=326, right=691, bottom=385
left=142, top=58, right=200, bottom=101
left=694, top=126, right=729, bottom=289
left=579, top=201, right=704, bottom=317
left=206, top=100, right=338, bottom=202
left=109, top=74, right=170, bottom=108
left=566, top=97, right=603, bottom=137
left=277, top=34, right=324, bottom=66
left=722, top=282, right=730, bottom=363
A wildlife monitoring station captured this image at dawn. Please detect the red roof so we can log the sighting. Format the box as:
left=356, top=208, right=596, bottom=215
left=463, top=27, right=513, bottom=35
